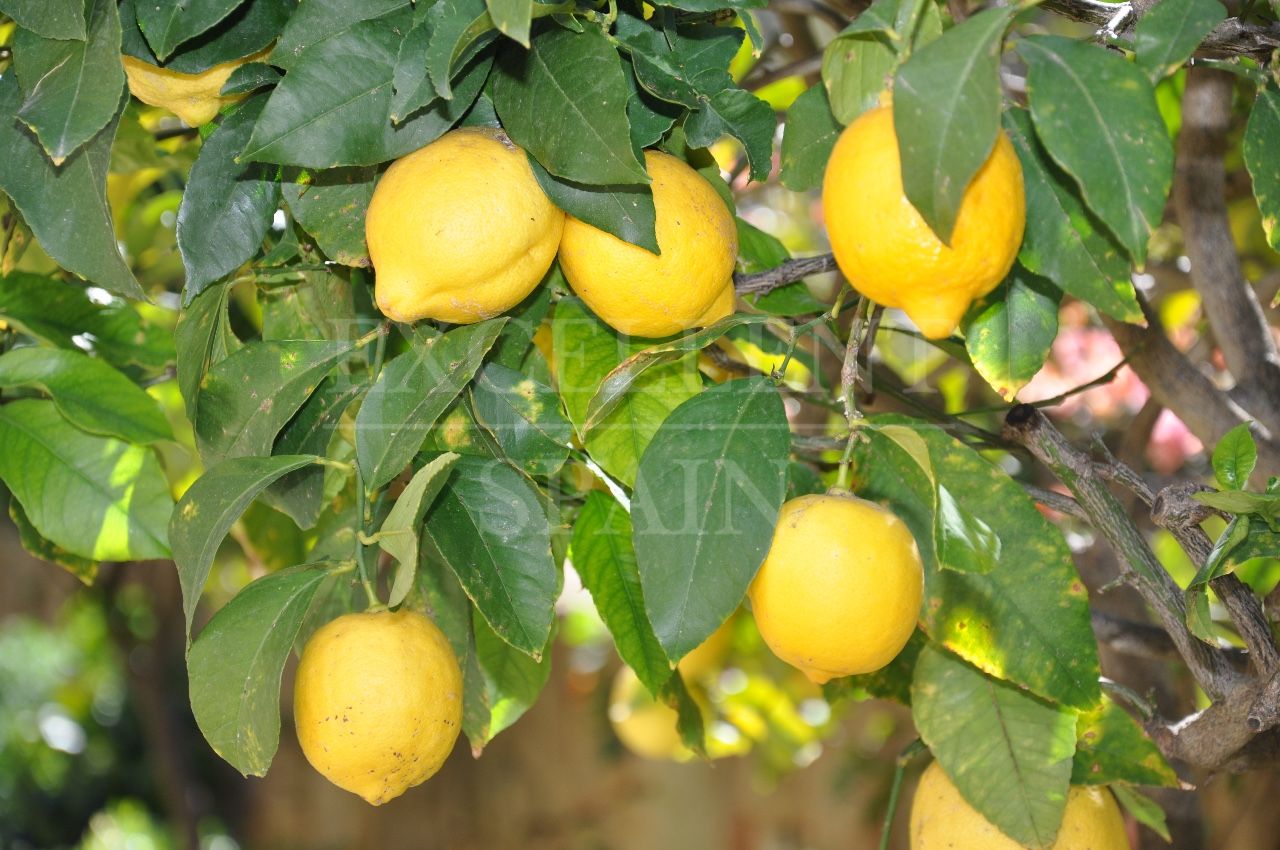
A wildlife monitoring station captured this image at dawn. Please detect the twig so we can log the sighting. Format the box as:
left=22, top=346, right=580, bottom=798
left=735, top=253, right=839, bottom=296
left=1023, top=484, right=1089, bottom=520
left=1041, top=0, right=1280, bottom=58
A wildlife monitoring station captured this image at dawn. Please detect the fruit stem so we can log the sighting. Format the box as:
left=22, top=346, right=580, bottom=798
left=879, top=738, right=927, bottom=850
left=352, top=323, right=394, bottom=610
left=835, top=297, right=872, bottom=490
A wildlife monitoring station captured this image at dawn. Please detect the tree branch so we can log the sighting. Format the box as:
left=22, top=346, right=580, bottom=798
left=735, top=253, right=838, bottom=296
left=1041, top=0, right=1280, bottom=58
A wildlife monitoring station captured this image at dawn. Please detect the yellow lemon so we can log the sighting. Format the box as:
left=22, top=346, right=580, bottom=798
left=911, top=761, right=1130, bottom=849
left=609, top=667, right=694, bottom=761
left=366, top=127, right=564, bottom=324
left=822, top=102, right=1025, bottom=339
left=293, top=609, right=462, bottom=805
left=122, top=49, right=269, bottom=126
left=558, top=150, right=738, bottom=339
left=677, top=615, right=736, bottom=683
left=748, top=492, right=923, bottom=683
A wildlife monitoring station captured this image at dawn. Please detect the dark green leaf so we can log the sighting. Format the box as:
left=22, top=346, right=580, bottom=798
left=414, top=559, right=491, bottom=749
left=121, top=0, right=293, bottom=74
left=1134, top=0, right=1226, bottom=82
left=281, top=167, right=376, bottom=267
left=912, top=646, right=1077, bottom=848
left=421, top=456, right=559, bottom=657
left=684, top=87, right=775, bottom=182
left=170, top=454, right=319, bottom=634
left=528, top=156, right=658, bottom=254
left=188, top=563, right=332, bottom=776
left=10, top=499, right=98, bottom=584
left=659, top=670, right=706, bottom=756
left=1019, top=36, right=1173, bottom=265
left=272, top=0, right=408, bottom=71
left=1212, top=422, right=1258, bottom=490
left=174, top=280, right=240, bottom=421
left=780, top=84, right=841, bottom=192
left=474, top=613, right=552, bottom=738
left=1245, top=87, right=1280, bottom=253
left=626, top=77, right=681, bottom=150
left=1002, top=109, right=1142, bottom=323
left=552, top=297, right=701, bottom=486
left=195, top=338, right=361, bottom=466
left=492, top=25, right=648, bottom=185
left=963, top=265, right=1062, bottom=401
left=0, top=76, right=144, bottom=300
left=390, top=15, right=434, bottom=123
left=572, top=492, right=672, bottom=695
left=178, top=95, right=280, bottom=302
left=356, top=319, right=505, bottom=491
left=487, top=0, right=533, bottom=46
left=0, top=399, right=173, bottom=561
left=424, top=0, right=496, bottom=101
left=470, top=362, right=571, bottom=476
left=893, top=7, right=1014, bottom=242
left=0, top=347, right=171, bottom=444
left=12, top=0, right=124, bottom=163
left=220, top=61, right=282, bottom=95
left=382, top=452, right=461, bottom=607
left=736, top=220, right=829, bottom=316
left=651, top=0, right=765, bottom=10
left=0, top=0, right=85, bottom=39
left=1072, top=696, right=1178, bottom=787
left=1112, top=785, right=1171, bottom=842
left=135, top=0, right=245, bottom=61
left=632, top=377, right=790, bottom=662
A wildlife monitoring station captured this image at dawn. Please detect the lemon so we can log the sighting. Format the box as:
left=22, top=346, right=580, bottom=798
left=608, top=667, right=695, bottom=762
left=822, top=101, right=1025, bottom=339
left=122, top=49, right=269, bottom=126
left=558, top=150, right=738, bottom=338
left=748, top=491, right=923, bottom=683
left=911, top=762, right=1130, bottom=849
left=366, top=127, right=565, bottom=324
left=293, top=609, right=462, bottom=805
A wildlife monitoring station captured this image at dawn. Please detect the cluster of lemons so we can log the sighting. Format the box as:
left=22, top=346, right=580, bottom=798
left=129, top=49, right=1123, bottom=850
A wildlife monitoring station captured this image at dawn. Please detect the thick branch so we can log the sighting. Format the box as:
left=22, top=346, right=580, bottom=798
left=1177, top=68, right=1280, bottom=434
left=1042, top=0, right=1280, bottom=58
left=1003, top=405, right=1241, bottom=699
left=734, top=253, right=838, bottom=295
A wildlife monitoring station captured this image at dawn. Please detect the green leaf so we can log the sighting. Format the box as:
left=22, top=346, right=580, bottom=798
left=934, top=484, right=1001, bottom=574
left=1134, top=0, right=1226, bottom=82
left=780, top=84, right=841, bottom=192
left=178, top=95, right=280, bottom=302
left=1072, top=695, right=1178, bottom=787
left=11, top=497, right=99, bottom=583
left=583, top=314, right=772, bottom=433
left=821, top=29, right=896, bottom=126
left=572, top=492, right=672, bottom=695
left=528, top=157, right=658, bottom=254
left=195, top=338, right=361, bottom=467
left=0, top=399, right=172, bottom=561
left=120, top=0, right=293, bottom=74
left=1195, top=490, right=1280, bottom=524
left=0, top=0, right=86, bottom=39
left=893, top=7, right=1014, bottom=242
left=424, top=0, right=496, bottom=101
left=1212, top=422, right=1258, bottom=490
left=1187, top=515, right=1254, bottom=594
left=221, top=61, right=282, bottom=95
left=486, top=0, right=533, bottom=46
left=356, top=320, right=505, bottom=492
left=0, top=76, right=144, bottom=300
left=414, top=559, right=491, bottom=749
left=684, top=87, right=775, bottom=182
left=174, top=281, right=240, bottom=422
left=470, top=363, right=571, bottom=477
left=242, top=10, right=490, bottom=168
left=381, top=452, right=460, bottom=607
left=282, top=167, right=376, bottom=267
left=1245, top=87, right=1280, bottom=253
left=492, top=24, right=648, bottom=185
left=659, top=670, right=706, bottom=756
left=0, top=347, right=171, bottom=444
left=12, top=0, right=124, bottom=164
left=135, top=0, right=244, bottom=61
left=490, top=277, right=553, bottom=369
left=854, top=418, right=1102, bottom=709
left=1111, top=785, right=1171, bottom=843
left=632, top=377, right=790, bottom=662
left=552, top=297, right=701, bottom=486
left=1002, top=109, right=1142, bottom=323
left=272, top=0, right=409, bottom=72
left=390, top=13, right=434, bottom=123
left=1019, top=36, right=1173, bottom=265
left=474, top=613, right=552, bottom=738
left=188, top=563, right=332, bottom=776
left=421, top=456, right=559, bottom=657
left=170, top=454, right=319, bottom=634
left=963, top=265, right=1062, bottom=401
left=912, top=646, right=1077, bottom=849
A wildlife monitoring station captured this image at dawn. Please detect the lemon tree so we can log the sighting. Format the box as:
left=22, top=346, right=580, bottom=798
left=2, top=0, right=1280, bottom=846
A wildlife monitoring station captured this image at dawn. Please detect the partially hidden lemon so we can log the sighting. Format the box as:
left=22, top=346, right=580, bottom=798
left=911, top=761, right=1130, bottom=849
left=748, top=492, right=924, bottom=684
left=822, top=101, right=1026, bottom=339
left=609, top=667, right=696, bottom=762
left=293, top=609, right=462, bottom=805
left=366, top=127, right=565, bottom=324
left=558, top=150, right=738, bottom=339
left=122, top=48, right=269, bottom=126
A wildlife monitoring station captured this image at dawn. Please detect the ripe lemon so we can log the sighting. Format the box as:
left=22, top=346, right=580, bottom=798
left=822, top=101, right=1025, bottom=339
left=911, top=761, right=1130, bottom=849
left=122, top=49, right=269, bottom=126
left=558, top=150, right=738, bottom=339
left=366, top=127, right=564, bottom=324
left=748, top=492, right=923, bottom=683
left=293, top=609, right=462, bottom=805
left=609, top=667, right=695, bottom=762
